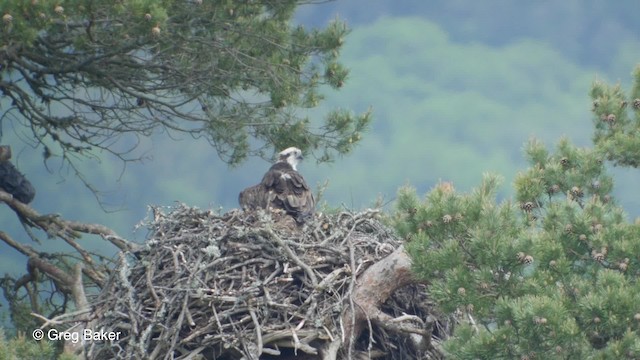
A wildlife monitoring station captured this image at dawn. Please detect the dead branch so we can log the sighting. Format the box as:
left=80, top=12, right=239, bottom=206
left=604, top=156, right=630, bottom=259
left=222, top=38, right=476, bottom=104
left=0, top=189, right=136, bottom=252
left=1, top=188, right=135, bottom=354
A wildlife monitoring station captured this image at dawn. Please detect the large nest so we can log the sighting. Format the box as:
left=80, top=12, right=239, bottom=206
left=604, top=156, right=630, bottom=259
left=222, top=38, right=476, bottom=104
left=86, top=204, right=440, bottom=359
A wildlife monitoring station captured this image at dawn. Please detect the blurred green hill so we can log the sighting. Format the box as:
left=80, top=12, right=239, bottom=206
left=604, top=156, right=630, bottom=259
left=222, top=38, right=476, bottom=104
left=297, top=0, right=640, bottom=74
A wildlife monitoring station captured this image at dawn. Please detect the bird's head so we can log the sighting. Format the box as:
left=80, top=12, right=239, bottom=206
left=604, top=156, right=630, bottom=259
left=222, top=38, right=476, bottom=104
left=277, top=147, right=303, bottom=170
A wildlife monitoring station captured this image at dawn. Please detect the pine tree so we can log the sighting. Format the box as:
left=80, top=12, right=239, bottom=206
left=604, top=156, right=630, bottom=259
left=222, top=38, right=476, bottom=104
left=393, top=66, right=640, bottom=359
left=0, top=2, right=371, bottom=352
left=0, top=0, right=370, bottom=168
left=0, top=328, right=70, bottom=360
left=591, top=67, right=640, bottom=168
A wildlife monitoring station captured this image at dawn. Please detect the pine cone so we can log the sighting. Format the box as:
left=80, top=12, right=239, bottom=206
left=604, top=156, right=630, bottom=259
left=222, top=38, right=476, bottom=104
left=548, top=184, right=560, bottom=194
left=533, top=316, right=547, bottom=325
left=591, top=251, right=604, bottom=262
left=591, top=223, right=603, bottom=233
left=521, top=201, right=535, bottom=212
left=633, top=98, right=640, bottom=109
left=564, top=223, right=574, bottom=234
left=524, top=255, right=534, bottom=264
left=605, top=114, right=616, bottom=124
left=442, top=214, right=452, bottom=223
left=570, top=186, right=583, bottom=198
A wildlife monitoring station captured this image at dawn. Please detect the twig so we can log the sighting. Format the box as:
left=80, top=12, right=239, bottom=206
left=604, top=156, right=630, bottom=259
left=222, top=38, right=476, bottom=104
left=346, top=230, right=358, bottom=359
left=264, top=225, right=318, bottom=287
left=30, top=308, right=93, bottom=328
left=250, top=310, right=263, bottom=355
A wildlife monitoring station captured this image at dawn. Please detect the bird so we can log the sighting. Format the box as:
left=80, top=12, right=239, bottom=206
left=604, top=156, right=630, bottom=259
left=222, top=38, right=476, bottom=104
left=0, top=146, right=36, bottom=204
left=239, top=147, right=315, bottom=223
left=0, top=146, right=11, bottom=162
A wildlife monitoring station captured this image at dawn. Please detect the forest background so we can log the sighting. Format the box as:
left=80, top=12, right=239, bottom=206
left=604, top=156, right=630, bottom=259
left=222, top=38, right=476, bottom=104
left=2, top=0, right=640, bottom=329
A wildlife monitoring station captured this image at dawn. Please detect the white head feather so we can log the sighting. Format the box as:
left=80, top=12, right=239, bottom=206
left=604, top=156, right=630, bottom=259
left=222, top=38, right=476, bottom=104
left=278, top=147, right=303, bottom=171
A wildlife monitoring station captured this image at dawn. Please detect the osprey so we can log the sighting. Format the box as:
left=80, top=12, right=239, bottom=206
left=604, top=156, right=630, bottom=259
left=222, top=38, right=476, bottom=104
left=239, top=147, right=315, bottom=223
left=0, top=145, right=36, bottom=204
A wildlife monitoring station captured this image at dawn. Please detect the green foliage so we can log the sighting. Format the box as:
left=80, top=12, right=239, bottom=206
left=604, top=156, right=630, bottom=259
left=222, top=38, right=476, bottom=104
left=394, top=71, right=640, bottom=358
left=399, top=176, right=533, bottom=322
left=1, top=278, right=46, bottom=336
left=0, top=328, right=62, bottom=360
left=1, top=262, right=79, bottom=340
left=591, top=65, right=640, bottom=167
left=0, top=0, right=370, bottom=167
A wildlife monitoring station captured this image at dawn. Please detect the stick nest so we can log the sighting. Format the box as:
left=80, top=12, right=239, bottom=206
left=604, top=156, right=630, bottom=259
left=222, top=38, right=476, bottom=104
left=87, top=204, right=437, bottom=359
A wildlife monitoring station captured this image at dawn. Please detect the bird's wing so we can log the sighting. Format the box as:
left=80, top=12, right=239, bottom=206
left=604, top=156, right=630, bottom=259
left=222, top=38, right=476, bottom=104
left=287, top=172, right=311, bottom=193
left=261, top=169, right=280, bottom=189
left=285, top=190, right=314, bottom=210
left=238, top=184, right=266, bottom=210
left=0, top=161, right=35, bottom=204
left=280, top=171, right=315, bottom=218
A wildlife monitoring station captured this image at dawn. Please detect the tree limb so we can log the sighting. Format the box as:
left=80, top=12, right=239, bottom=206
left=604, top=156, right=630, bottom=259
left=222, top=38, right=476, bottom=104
left=341, top=245, right=421, bottom=350
left=0, top=189, right=136, bottom=252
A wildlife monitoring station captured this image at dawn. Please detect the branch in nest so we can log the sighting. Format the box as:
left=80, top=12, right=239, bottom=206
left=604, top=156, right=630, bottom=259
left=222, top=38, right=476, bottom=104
left=263, top=225, right=318, bottom=287
left=342, top=245, right=419, bottom=348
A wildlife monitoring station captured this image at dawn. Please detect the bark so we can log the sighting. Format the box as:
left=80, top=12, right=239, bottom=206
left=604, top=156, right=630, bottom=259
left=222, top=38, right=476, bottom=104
left=320, top=245, right=436, bottom=359
left=345, top=245, right=415, bottom=340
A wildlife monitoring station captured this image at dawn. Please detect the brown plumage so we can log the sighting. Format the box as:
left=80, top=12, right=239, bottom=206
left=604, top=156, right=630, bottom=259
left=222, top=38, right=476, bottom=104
left=0, top=146, right=11, bottom=162
left=238, top=183, right=268, bottom=210
left=239, top=147, right=315, bottom=223
left=0, top=145, right=35, bottom=204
